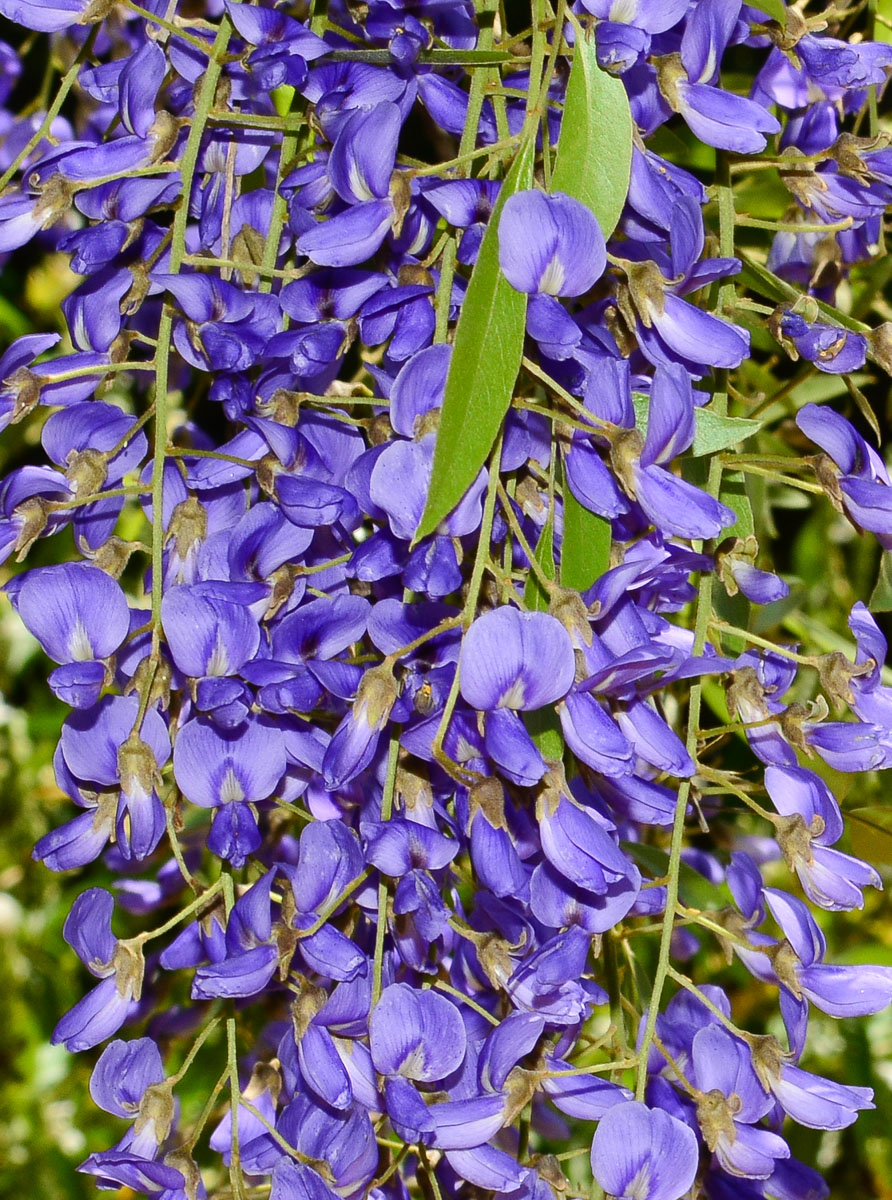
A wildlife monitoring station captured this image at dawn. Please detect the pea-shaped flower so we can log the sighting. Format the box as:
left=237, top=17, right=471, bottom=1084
left=459, top=607, right=575, bottom=712
left=498, top=190, right=606, bottom=297
left=459, top=608, right=576, bottom=787
left=590, top=1101, right=698, bottom=1200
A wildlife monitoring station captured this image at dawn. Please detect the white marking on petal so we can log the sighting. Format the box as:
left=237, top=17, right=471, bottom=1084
left=539, top=254, right=566, bottom=296
left=499, top=679, right=527, bottom=708
left=68, top=617, right=94, bottom=662
left=609, top=0, right=638, bottom=21
left=219, top=767, right=245, bottom=804
left=626, top=1162, right=651, bottom=1200
left=348, top=159, right=375, bottom=203
left=206, top=632, right=229, bottom=676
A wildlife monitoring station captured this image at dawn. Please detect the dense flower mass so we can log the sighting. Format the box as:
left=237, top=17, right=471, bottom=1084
left=1, top=0, right=892, bottom=1197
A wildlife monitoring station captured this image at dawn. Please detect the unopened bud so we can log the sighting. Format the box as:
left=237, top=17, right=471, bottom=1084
left=6, top=367, right=41, bottom=424
left=469, top=777, right=507, bottom=829
left=117, top=732, right=161, bottom=801
left=135, top=1081, right=175, bottom=1144
left=65, top=447, right=108, bottom=497
left=167, top=494, right=208, bottom=560
left=112, top=937, right=146, bottom=1000
left=695, top=1088, right=740, bottom=1151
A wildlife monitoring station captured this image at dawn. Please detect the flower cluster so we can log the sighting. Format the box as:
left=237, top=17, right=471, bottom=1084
left=1, top=1, right=892, bottom=1198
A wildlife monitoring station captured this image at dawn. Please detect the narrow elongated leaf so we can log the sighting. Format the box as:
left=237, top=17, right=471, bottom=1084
left=879, top=0, right=892, bottom=44
left=415, top=136, right=535, bottom=541
left=523, top=504, right=555, bottom=613
left=739, top=252, right=869, bottom=334
left=551, top=21, right=633, bottom=239
left=561, top=485, right=612, bottom=592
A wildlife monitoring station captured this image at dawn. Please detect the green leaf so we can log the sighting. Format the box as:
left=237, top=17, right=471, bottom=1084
left=870, top=552, right=892, bottom=612
left=751, top=0, right=787, bottom=27
left=718, top=470, right=755, bottom=541
left=738, top=253, right=797, bottom=305
left=551, top=21, right=633, bottom=240
left=631, top=393, right=762, bottom=456
left=524, top=504, right=556, bottom=612
left=271, top=85, right=296, bottom=116
left=524, top=706, right=565, bottom=761
left=416, top=136, right=535, bottom=542
left=561, top=486, right=611, bottom=592
left=847, top=807, right=892, bottom=865
left=692, top=410, right=763, bottom=456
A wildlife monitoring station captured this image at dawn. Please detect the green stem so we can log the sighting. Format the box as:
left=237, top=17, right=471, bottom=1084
left=0, top=28, right=99, bottom=196
left=137, top=878, right=223, bottom=944
left=432, top=980, right=500, bottom=1025
left=150, top=16, right=233, bottom=655
left=227, top=1017, right=248, bottom=1200
left=371, top=735, right=401, bottom=1007
left=168, top=1012, right=223, bottom=1084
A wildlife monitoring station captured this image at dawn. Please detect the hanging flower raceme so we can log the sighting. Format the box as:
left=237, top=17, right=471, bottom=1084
left=1, top=3, right=891, bottom=1200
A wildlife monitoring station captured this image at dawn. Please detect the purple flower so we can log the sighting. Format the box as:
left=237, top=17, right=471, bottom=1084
left=590, top=1100, right=699, bottom=1200
left=498, top=191, right=607, bottom=297
left=765, top=765, right=880, bottom=910
left=58, top=696, right=170, bottom=861
left=459, top=608, right=575, bottom=711
left=796, top=402, right=892, bottom=548
left=690, top=1024, right=790, bottom=1178
left=52, top=889, right=143, bottom=1052
left=779, top=313, right=867, bottom=374
left=370, top=983, right=466, bottom=1082
left=173, top=716, right=286, bottom=865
